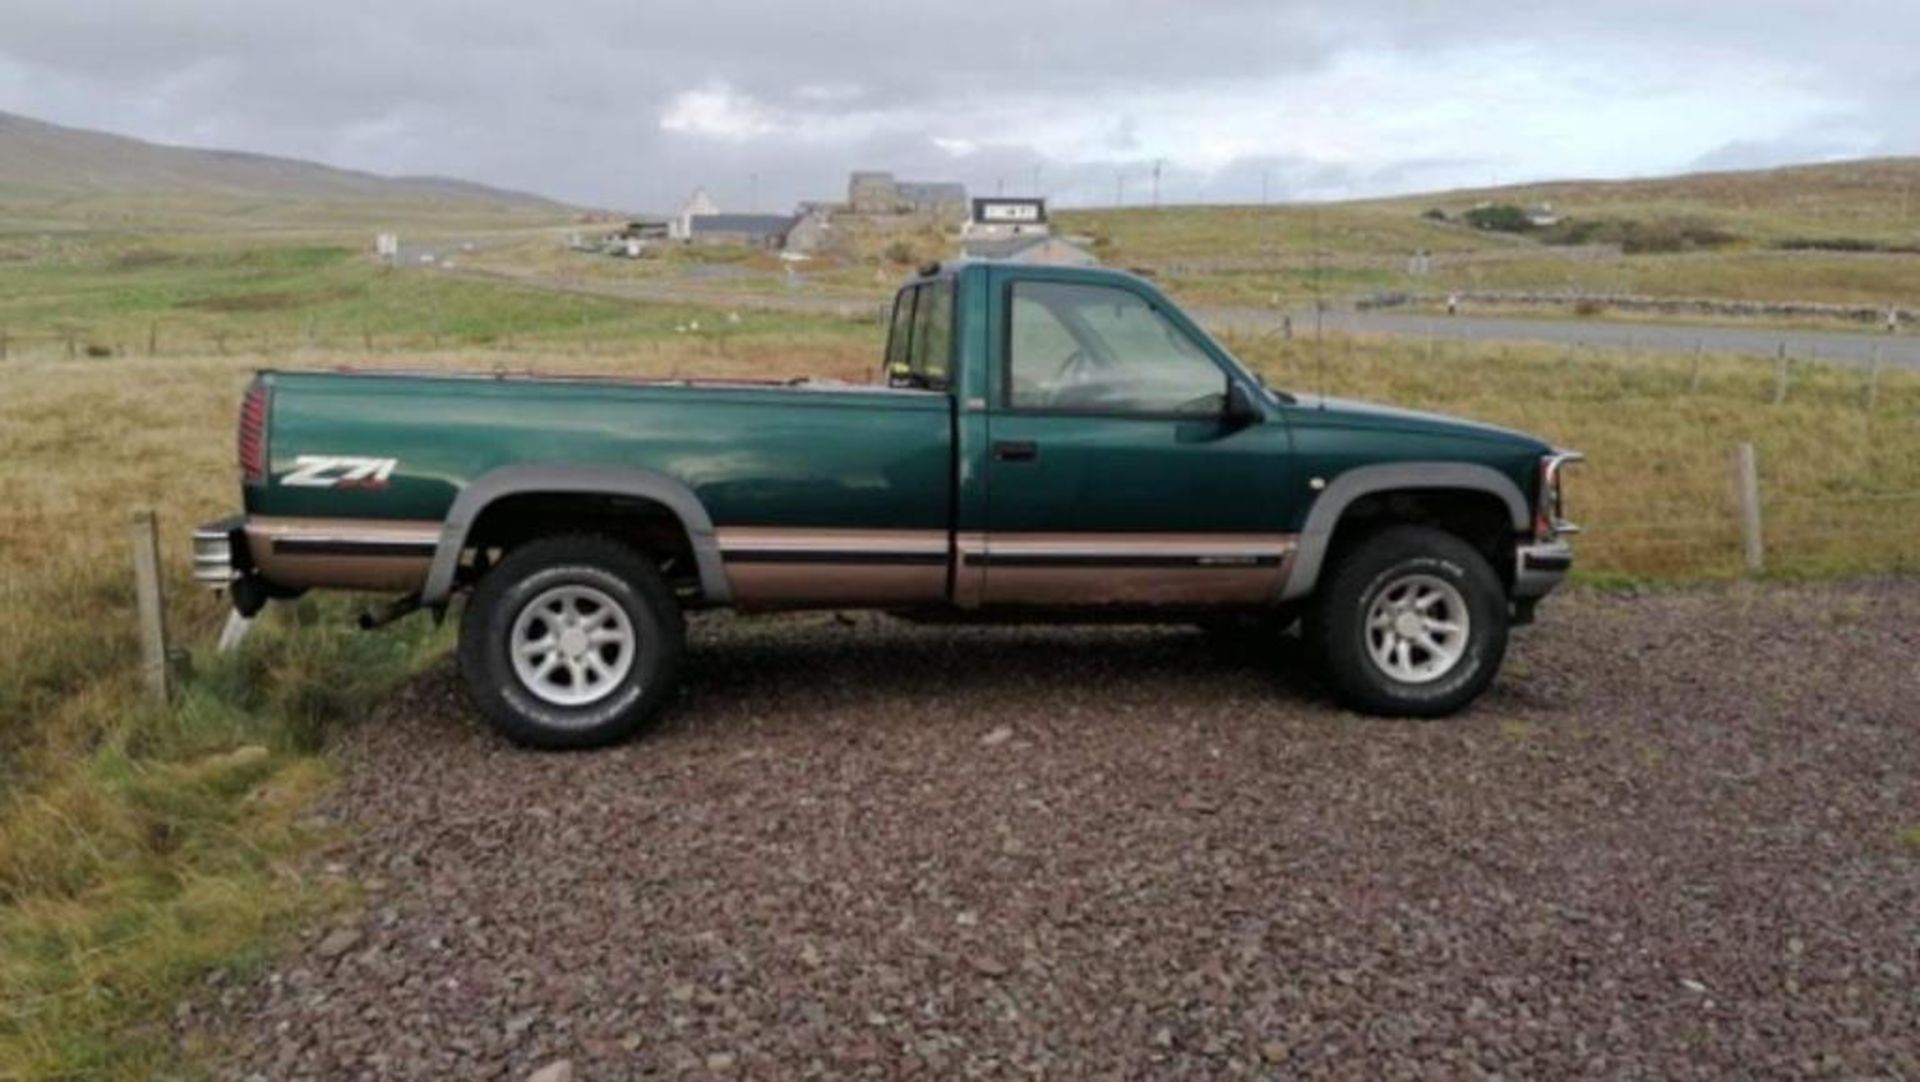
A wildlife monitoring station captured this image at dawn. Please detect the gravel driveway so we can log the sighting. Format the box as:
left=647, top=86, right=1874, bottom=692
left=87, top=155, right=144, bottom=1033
left=209, top=581, right=1920, bottom=1080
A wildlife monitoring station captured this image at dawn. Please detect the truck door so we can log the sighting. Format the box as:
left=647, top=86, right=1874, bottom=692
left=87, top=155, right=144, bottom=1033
left=977, top=271, right=1298, bottom=606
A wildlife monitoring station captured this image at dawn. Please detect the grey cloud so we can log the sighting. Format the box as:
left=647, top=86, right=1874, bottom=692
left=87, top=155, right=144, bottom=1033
left=0, top=0, right=1914, bottom=212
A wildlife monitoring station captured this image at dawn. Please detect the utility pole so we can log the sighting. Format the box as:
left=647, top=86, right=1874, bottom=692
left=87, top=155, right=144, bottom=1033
left=1152, top=159, right=1164, bottom=209
left=996, top=176, right=1005, bottom=196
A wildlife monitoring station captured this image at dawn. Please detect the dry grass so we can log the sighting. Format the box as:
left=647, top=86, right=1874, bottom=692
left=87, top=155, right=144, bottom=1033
left=1, top=324, right=1915, bottom=1078
left=1058, top=159, right=1920, bottom=315
left=1233, top=332, right=1920, bottom=580
left=0, top=334, right=874, bottom=1079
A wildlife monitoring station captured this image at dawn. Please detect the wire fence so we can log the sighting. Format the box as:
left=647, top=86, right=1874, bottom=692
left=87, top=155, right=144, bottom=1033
left=1580, top=477, right=1920, bottom=579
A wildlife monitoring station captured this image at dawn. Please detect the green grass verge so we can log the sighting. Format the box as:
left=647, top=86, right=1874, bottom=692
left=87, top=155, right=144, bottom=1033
left=0, top=603, right=447, bottom=1080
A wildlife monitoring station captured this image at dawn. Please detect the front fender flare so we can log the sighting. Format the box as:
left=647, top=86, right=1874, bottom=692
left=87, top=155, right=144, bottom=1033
left=1278, top=462, right=1529, bottom=602
left=421, top=464, right=732, bottom=606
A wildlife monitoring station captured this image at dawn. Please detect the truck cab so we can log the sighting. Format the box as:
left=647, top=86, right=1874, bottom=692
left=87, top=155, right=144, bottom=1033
left=194, top=261, right=1579, bottom=748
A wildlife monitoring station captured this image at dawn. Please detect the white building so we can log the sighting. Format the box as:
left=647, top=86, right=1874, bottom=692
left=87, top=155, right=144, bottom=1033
left=669, top=187, right=721, bottom=241
left=963, top=197, right=1050, bottom=242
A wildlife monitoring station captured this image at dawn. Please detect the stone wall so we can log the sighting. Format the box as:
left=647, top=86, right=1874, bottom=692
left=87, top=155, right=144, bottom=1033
left=1358, top=290, right=1914, bottom=325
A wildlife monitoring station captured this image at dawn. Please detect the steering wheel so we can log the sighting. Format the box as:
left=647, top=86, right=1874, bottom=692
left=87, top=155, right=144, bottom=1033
left=1045, top=349, right=1097, bottom=407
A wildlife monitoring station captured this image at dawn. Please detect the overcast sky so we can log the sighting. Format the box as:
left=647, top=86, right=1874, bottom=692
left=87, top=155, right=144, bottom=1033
left=1, top=1, right=1915, bottom=213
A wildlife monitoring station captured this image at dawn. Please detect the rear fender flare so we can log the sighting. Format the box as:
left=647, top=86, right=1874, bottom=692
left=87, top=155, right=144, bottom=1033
left=1278, top=462, right=1529, bottom=601
left=421, top=464, right=731, bottom=606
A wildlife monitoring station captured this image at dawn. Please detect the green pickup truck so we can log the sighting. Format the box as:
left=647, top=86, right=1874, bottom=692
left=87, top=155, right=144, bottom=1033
left=194, top=262, right=1580, bottom=747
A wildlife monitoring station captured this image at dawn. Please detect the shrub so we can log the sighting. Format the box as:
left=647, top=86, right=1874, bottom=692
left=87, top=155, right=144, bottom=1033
left=1539, top=216, right=1739, bottom=253
left=1463, top=204, right=1534, bottom=233
left=1421, top=208, right=1449, bottom=222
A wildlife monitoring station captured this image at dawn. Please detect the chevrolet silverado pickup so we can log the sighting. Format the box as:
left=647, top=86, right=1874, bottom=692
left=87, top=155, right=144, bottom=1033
left=193, top=262, right=1580, bottom=748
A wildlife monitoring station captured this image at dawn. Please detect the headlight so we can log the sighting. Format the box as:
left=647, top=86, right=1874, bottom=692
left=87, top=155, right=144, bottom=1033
left=1536, top=451, right=1583, bottom=538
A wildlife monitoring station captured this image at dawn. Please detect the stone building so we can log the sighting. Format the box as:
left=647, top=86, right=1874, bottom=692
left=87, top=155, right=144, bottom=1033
left=848, top=171, right=899, bottom=214
left=846, top=171, right=968, bottom=222
left=783, top=204, right=835, bottom=254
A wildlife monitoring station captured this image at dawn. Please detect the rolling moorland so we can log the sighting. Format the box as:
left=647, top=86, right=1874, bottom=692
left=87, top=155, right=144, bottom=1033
left=1, top=114, right=1917, bottom=1077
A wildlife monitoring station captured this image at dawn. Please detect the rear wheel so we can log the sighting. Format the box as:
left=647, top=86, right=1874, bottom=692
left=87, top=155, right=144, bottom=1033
left=1308, top=525, right=1507, bottom=717
left=458, top=535, right=683, bottom=749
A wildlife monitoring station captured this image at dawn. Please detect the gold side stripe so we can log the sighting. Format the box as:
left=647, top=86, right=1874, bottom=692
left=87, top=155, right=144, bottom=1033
left=715, top=527, right=947, bottom=554
left=245, top=517, right=442, bottom=546
left=959, top=533, right=1297, bottom=558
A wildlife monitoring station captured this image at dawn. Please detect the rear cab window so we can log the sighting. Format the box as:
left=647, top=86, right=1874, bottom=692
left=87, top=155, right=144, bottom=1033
left=885, top=277, right=955, bottom=390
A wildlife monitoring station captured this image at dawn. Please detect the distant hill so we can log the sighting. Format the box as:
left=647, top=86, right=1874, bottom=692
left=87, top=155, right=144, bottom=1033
left=0, top=109, right=577, bottom=230
left=1373, top=157, right=1920, bottom=241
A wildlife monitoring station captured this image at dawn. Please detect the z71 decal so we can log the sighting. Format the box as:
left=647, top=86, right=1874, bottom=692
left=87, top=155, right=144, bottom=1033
left=280, top=455, right=399, bottom=489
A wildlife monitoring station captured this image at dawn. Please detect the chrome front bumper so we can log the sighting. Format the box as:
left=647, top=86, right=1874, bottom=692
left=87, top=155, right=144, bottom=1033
left=1513, top=539, right=1574, bottom=600
left=192, top=515, right=245, bottom=588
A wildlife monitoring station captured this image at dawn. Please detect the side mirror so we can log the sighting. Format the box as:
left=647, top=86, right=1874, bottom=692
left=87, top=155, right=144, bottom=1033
left=1224, top=381, right=1264, bottom=426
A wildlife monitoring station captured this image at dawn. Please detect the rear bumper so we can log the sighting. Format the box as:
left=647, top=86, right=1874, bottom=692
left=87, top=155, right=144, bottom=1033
left=1512, top=539, right=1574, bottom=600
left=192, top=515, right=247, bottom=587
left=192, top=513, right=437, bottom=595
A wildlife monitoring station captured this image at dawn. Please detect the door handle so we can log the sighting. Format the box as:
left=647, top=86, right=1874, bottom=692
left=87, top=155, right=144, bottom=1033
left=992, top=440, right=1038, bottom=462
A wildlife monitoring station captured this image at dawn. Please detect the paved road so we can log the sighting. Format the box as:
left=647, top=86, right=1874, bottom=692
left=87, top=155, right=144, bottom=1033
left=431, top=259, right=1920, bottom=369
left=1204, top=306, right=1920, bottom=368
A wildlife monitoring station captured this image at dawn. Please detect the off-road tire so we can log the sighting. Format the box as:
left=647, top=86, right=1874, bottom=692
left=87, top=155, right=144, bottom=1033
left=1308, top=525, right=1508, bottom=717
left=458, top=535, right=683, bottom=749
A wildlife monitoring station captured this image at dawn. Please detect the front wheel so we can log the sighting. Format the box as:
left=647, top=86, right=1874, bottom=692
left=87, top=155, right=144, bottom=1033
left=1308, top=525, right=1508, bottom=717
left=458, top=535, right=684, bottom=749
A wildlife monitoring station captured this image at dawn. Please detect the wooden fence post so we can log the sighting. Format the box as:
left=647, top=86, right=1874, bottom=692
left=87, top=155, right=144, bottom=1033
left=0, top=324, right=8, bottom=361
left=148, top=321, right=158, bottom=357
left=1688, top=340, right=1704, bottom=394
left=130, top=509, right=172, bottom=703
left=1733, top=443, right=1765, bottom=575
left=1772, top=343, right=1789, bottom=405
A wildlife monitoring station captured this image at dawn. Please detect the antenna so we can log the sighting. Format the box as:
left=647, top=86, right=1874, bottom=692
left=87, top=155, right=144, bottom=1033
left=1152, top=159, right=1164, bottom=208
left=1312, top=203, right=1326, bottom=409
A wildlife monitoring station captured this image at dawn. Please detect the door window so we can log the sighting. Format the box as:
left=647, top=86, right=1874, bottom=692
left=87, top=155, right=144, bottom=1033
left=1006, top=281, right=1225, bottom=414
